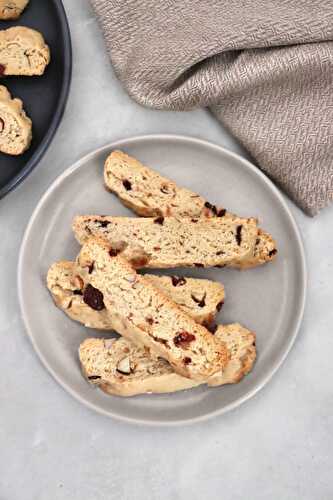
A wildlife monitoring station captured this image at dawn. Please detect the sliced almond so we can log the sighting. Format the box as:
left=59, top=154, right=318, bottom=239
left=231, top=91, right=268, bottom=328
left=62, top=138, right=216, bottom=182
left=116, top=356, right=131, bottom=375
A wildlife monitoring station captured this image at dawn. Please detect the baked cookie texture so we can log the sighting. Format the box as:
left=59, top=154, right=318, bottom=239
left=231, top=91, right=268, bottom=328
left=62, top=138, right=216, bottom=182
left=79, top=323, right=256, bottom=396
left=74, top=238, right=229, bottom=382
left=0, top=0, right=29, bottom=20
left=47, top=261, right=225, bottom=328
left=104, top=150, right=277, bottom=267
left=0, top=27, right=50, bottom=76
left=104, top=150, right=215, bottom=218
left=72, top=215, right=259, bottom=269
left=0, top=85, right=32, bottom=155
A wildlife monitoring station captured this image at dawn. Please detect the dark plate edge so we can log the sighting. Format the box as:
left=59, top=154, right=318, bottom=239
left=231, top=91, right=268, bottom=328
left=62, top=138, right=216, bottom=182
left=0, top=0, right=72, bottom=200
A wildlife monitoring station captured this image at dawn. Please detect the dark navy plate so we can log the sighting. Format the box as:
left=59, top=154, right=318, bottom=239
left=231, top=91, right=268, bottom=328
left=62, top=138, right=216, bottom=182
left=0, top=0, right=72, bottom=198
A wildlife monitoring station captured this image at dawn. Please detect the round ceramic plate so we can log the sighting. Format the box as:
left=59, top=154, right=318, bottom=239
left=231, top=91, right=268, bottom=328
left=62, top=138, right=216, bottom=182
left=0, top=0, right=72, bottom=199
left=18, top=135, right=306, bottom=425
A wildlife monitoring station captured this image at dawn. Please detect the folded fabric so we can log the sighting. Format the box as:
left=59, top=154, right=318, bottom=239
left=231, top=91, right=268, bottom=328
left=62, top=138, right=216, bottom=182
left=90, top=0, right=333, bottom=215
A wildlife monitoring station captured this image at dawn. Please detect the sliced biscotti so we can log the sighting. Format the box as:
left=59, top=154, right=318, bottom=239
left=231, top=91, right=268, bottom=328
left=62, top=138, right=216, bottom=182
left=104, top=150, right=225, bottom=218
left=103, top=151, right=277, bottom=266
left=0, top=85, right=32, bottom=155
left=47, top=261, right=225, bottom=328
left=0, top=0, right=29, bottom=19
left=74, top=238, right=229, bottom=382
left=79, top=324, right=256, bottom=396
left=0, top=27, right=50, bottom=76
left=72, top=215, right=259, bottom=269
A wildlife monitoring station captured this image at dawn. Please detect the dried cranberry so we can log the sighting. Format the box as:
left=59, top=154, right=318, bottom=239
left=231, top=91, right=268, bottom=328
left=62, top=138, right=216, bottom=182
left=174, top=331, right=196, bottom=348
left=109, top=248, right=119, bottom=257
left=217, top=208, right=226, bottom=217
left=83, top=284, right=105, bottom=310
left=216, top=300, right=224, bottom=312
left=183, top=357, right=192, bottom=365
left=122, top=179, right=132, bottom=190
left=0, top=64, right=5, bottom=77
left=204, top=201, right=217, bottom=214
left=154, top=216, right=164, bottom=225
left=236, top=225, right=242, bottom=245
left=97, top=220, right=110, bottom=228
left=269, top=248, right=277, bottom=257
left=191, top=293, right=206, bottom=308
left=171, top=276, right=186, bottom=287
left=207, top=323, right=218, bottom=334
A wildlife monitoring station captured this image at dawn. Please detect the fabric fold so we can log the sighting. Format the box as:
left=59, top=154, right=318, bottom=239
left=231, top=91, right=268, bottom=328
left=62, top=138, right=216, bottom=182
left=90, top=0, right=333, bottom=215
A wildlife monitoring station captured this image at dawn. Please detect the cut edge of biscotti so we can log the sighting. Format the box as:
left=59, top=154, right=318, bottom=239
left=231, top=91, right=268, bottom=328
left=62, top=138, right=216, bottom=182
left=72, top=215, right=260, bottom=269
left=103, top=150, right=277, bottom=266
left=0, top=0, right=29, bottom=19
left=74, top=237, right=229, bottom=382
left=0, top=84, right=32, bottom=155
left=0, top=26, right=50, bottom=76
left=47, top=260, right=225, bottom=328
left=79, top=323, right=256, bottom=397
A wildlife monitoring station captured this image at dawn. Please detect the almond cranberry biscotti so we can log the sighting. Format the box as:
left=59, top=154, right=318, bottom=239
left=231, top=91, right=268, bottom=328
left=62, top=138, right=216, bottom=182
left=104, top=150, right=223, bottom=218
left=79, top=323, right=256, bottom=396
left=47, top=261, right=225, bottom=328
left=104, top=151, right=277, bottom=267
left=74, top=238, right=229, bottom=382
left=0, top=0, right=29, bottom=19
left=0, top=85, right=32, bottom=155
left=72, top=215, right=259, bottom=269
left=0, top=27, right=50, bottom=76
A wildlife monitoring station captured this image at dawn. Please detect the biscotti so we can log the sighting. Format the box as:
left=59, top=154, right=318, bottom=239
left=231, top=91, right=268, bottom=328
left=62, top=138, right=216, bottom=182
left=0, top=85, right=32, bottom=155
left=72, top=215, right=259, bottom=269
left=104, top=150, right=221, bottom=218
left=0, top=0, right=28, bottom=19
left=74, top=238, right=229, bottom=381
left=103, top=150, right=277, bottom=267
left=47, top=261, right=225, bottom=328
left=79, top=324, right=256, bottom=396
left=0, top=27, right=50, bottom=76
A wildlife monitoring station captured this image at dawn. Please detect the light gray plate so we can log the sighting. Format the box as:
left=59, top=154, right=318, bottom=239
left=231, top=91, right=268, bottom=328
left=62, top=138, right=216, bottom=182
left=18, top=134, right=306, bottom=425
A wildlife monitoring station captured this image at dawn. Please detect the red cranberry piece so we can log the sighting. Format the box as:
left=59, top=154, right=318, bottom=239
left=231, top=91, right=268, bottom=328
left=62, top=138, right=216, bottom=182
left=171, top=276, right=186, bottom=287
left=83, top=284, right=105, bottom=310
left=174, top=331, right=196, bottom=348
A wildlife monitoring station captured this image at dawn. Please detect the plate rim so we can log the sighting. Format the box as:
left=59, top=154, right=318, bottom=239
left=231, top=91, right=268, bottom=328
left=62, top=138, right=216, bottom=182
left=0, top=0, right=72, bottom=200
left=17, top=134, right=307, bottom=426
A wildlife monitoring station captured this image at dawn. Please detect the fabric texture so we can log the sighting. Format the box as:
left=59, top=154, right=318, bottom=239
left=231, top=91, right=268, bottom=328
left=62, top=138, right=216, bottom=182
left=90, top=0, right=333, bottom=215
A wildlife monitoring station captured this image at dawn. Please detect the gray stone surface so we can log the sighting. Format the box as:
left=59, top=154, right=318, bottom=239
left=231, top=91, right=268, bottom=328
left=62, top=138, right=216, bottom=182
left=1, top=1, right=332, bottom=499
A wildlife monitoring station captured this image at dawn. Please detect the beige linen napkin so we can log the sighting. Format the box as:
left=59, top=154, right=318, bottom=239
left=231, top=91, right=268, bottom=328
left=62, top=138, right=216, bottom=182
left=90, top=0, right=333, bottom=215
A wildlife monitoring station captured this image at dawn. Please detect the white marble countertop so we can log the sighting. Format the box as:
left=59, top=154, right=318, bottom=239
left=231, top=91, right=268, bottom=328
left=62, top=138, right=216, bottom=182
left=1, top=1, right=333, bottom=499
